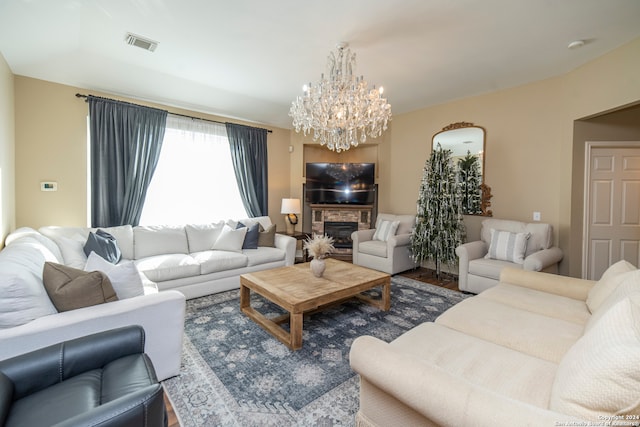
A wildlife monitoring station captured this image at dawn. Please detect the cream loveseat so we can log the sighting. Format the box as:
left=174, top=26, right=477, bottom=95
left=0, top=216, right=295, bottom=381
left=350, top=261, right=640, bottom=427
left=456, top=218, right=564, bottom=293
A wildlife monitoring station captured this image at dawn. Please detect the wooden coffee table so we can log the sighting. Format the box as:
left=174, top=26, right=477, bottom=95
left=240, top=258, right=391, bottom=350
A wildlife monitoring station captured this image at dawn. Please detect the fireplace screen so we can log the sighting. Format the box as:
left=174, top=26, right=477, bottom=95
left=324, top=221, right=358, bottom=248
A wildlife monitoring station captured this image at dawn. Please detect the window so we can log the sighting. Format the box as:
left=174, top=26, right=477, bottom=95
left=139, top=115, right=247, bottom=225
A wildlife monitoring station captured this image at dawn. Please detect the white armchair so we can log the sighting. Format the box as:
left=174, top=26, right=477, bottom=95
left=456, top=218, right=563, bottom=293
left=351, top=213, right=417, bottom=275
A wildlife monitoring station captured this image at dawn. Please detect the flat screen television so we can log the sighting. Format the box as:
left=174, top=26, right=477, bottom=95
left=305, top=162, right=375, bottom=205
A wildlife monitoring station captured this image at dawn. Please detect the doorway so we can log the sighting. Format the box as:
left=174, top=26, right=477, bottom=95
left=583, top=142, right=640, bottom=280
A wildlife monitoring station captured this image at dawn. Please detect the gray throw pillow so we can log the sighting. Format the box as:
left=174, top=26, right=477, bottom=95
left=42, top=262, right=118, bottom=312
left=83, top=229, right=122, bottom=263
left=237, top=222, right=260, bottom=249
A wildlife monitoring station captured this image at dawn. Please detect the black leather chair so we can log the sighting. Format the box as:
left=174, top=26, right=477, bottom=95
left=0, top=326, right=167, bottom=427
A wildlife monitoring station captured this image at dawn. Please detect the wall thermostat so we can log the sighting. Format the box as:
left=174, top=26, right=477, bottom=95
left=40, top=182, right=58, bottom=192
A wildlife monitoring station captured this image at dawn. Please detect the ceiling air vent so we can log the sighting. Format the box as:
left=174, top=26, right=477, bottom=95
left=124, top=33, right=158, bottom=52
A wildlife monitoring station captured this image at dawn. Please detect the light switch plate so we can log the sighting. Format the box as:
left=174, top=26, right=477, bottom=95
left=533, top=211, right=541, bottom=221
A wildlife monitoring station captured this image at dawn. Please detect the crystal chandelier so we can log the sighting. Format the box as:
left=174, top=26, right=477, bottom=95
left=289, top=43, right=392, bottom=152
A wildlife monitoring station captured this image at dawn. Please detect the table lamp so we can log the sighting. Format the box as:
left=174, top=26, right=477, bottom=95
left=281, top=198, right=301, bottom=235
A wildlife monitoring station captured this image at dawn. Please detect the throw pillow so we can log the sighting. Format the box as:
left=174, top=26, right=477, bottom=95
left=212, top=225, right=247, bottom=253
left=84, top=252, right=144, bottom=299
left=237, top=221, right=260, bottom=249
left=549, top=294, right=640, bottom=419
left=258, top=224, right=276, bottom=247
left=373, top=220, right=400, bottom=242
left=57, top=235, right=88, bottom=269
left=185, top=221, right=225, bottom=253
left=83, top=229, right=122, bottom=264
left=42, top=262, right=118, bottom=312
left=586, top=260, right=637, bottom=313
left=484, top=229, right=530, bottom=264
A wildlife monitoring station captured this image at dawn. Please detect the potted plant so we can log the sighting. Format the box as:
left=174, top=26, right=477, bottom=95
left=303, top=234, right=335, bottom=277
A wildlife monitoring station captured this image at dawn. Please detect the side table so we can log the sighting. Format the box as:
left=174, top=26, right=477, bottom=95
left=277, top=231, right=310, bottom=263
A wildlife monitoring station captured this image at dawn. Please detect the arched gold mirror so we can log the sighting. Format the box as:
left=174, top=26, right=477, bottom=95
left=432, top=122, right=492, bottom=216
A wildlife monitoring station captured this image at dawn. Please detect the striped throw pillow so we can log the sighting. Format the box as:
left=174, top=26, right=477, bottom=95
left=373, top=220, right=400, bottom=242
left=484, top=229, right=530, bottom=264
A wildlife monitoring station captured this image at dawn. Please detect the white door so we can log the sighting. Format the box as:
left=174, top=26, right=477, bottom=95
left=584, top=142, right=640, bottom=280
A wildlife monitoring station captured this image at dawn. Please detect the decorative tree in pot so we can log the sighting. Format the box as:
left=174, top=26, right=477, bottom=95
left=411, top=144, right=466, bottom=278
left=303, top=234, right=335, bottom=277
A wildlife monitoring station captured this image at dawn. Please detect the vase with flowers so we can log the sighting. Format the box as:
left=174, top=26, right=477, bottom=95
left=303, top=234, right=335, bottom=277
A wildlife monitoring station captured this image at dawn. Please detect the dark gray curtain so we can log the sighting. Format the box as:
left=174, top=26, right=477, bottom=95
left=225, top=123, right=268, bottom=217
left=89, top=96, right=167, bottom=227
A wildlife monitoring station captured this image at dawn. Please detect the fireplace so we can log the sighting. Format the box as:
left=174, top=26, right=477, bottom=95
left=324, top=221, right=358, bottom=248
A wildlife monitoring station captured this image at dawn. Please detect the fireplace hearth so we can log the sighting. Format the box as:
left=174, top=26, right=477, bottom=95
left=324, top=221, right=358, bottom=248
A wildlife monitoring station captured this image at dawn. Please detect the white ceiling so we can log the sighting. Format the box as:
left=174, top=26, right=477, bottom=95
left=1, top=0, right=639, bottom=129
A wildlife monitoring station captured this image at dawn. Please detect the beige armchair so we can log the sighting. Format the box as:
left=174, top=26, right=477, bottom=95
left=456, top=218, right=563, bottom=293
left=351, top=213, right=417, bottom=275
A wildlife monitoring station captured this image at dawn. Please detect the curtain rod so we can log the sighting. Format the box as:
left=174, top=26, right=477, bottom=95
left=75, top=93, right=272, bottom=133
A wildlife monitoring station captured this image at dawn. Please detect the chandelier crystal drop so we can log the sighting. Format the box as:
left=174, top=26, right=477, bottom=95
left=289, top=43, right=392, bottom=152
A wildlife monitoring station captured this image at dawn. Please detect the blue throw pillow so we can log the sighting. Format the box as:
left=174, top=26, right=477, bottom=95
left=237, top=222, right=260, bottom=249
left=83, top=229, right=122, bottom=264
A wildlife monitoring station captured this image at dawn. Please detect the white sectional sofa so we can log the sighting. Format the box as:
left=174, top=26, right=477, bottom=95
left=38, top=216, right=296, bottom=299
left=350, top=262, right=640, bottom=427
left=0, top=216, right=295, bottom=381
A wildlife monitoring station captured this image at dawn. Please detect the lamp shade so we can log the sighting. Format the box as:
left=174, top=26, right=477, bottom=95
left=281, top=198, right=301, bottom=214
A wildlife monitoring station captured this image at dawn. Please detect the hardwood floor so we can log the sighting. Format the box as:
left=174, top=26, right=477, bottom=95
left=162, top=266, right=459, bottom=427
left=398, top=266, right=460, bottom=292
left=165, top=394, right=180, bottom=427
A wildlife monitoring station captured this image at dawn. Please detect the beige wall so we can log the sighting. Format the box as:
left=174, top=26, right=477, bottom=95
left=14, top=77, right=292, bottom=231
left=383, top=37, right=640, bottom=276
left=285, top=38, right=640, bottom=276
left=0, top=52, right=15, bottom=247
left=9, top=37, right=640, bottom=275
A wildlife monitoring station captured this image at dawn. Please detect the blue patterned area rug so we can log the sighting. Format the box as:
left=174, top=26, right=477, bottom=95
left=162, top=275, right=468, bottom=426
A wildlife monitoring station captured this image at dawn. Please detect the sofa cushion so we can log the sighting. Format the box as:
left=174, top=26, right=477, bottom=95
left=0, top=239, right=58, bottom=328
left=584, top=269, right=640, bottom=333
left=39, top=227, right=90, bottom=269
left=484, top=229, right=529, bottom=264
left=5, top=227, right=64, bottom=262
left=257, top=224, right=276, bottom=247
left=586, top=260, right=637, bottom=313
left=134, top=254, right=200, bottom=282
left=469, top=257, right=521, bottom=280
left=358, top=240, right=388, bottom=258
left=212, top=225, right=247, bottom=253
left=134, top=226, right=189, bottom=259
left=191, top=250, right=248, bottom=275
left=436, top=297, right=583, bottom=363
left=83, top=229, right=122, bottom=264
left=84, top=252, right=144, bottom=299
left=185, top=221, right=225, bottom=253
left=373, top=220, right=399, bottom=242
left=480, top=283, right=590, bottom=325
left=245, top=247, right=286, bottom=267
left=42, top=262, right=118, bottom=312
left=391, top=322, right=558, bottom=408
left=550, top=294, right=640, bottom=419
